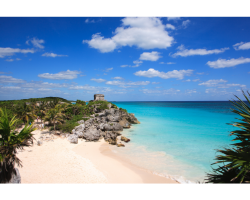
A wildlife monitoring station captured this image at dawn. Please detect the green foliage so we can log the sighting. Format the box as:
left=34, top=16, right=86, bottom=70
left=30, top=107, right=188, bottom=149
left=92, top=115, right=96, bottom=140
left=95, top=114, right=99, bottom=117
left=206, top=90, right=250, bottom=183
left=119, top=107, right=128, bottom=113
left=44, top=104, right=66, bottom=131
left=0, top=108, right=36, bottom=183
left=87, top=101, right=118, bottom=112
left=57, top=114, right=84, bottom=132
left=76, top=99, right=86, bottom=106
left=111, top=104, right=118, bottom=109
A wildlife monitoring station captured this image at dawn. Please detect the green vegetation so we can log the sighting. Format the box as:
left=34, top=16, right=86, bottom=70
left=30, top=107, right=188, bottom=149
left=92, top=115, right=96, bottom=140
left=0, top=97, right=120, bottom=134
left=119, top=107, right=128, bottom=113
left=0, top=98, right=118, bottom=134
left=76, top=99, right=86, bottom=106
left=206, top=90, right=250, bottom=183
left=0, top=108, right=36, bottom=183
left=44, top=104, right=66, bottom=131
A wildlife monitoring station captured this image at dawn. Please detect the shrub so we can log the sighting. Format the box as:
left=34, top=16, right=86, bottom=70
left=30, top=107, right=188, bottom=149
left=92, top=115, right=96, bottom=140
left=76, top=99, right=86, bottom=106
left=119, top=107, right=128, bottom=113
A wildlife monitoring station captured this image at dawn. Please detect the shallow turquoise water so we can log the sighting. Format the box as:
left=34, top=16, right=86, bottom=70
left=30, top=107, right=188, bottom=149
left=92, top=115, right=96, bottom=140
left=112, top=101, right=238, bottom=183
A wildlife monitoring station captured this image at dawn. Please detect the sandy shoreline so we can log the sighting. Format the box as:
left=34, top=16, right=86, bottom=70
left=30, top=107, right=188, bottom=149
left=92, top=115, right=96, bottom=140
left=16, top=125, right=177, bottom=184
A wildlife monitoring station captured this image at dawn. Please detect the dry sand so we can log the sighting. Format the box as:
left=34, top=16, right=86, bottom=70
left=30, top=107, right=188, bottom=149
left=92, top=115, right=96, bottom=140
left=17, top=123, right=177, bottom=184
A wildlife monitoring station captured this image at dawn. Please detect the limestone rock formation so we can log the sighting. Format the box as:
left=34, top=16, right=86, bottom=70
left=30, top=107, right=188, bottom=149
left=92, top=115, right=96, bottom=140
left=67, top=134, right=78, bottom=144
left=72, top=124, right=85, bottom=138
left=121, top=136, right=130, bottom=143
left=68, top=97, right=140, bottom=146
left=83, top=127, right=101, bottom=141
left=117, top=143, right=125, bottom=147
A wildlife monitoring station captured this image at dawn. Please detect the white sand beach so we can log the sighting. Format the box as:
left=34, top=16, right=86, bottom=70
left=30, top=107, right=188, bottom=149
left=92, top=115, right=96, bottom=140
left=16, top=123, right=177, bottom=184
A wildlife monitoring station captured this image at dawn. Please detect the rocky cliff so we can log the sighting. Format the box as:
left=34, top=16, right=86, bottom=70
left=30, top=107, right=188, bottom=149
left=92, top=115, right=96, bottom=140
left=68, top=103, right=140, bottom=147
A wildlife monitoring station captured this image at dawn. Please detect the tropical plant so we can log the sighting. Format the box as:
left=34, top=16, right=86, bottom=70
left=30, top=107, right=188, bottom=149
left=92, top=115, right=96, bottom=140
left=15, top=102, right=36, bottom=124
left=44, top=104, right=66, bottom=131
left=205, top=90, right=250, bottom=183
left=36, top=100, right=48, bottom=124
left=0, top=108, right=36, bottom=183
left=76, top=99, right=86, bottom=106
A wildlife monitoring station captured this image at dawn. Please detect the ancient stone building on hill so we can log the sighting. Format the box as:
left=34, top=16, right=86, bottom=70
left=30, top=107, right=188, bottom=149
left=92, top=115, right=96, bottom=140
left=94, top=94, right=106, bottom=101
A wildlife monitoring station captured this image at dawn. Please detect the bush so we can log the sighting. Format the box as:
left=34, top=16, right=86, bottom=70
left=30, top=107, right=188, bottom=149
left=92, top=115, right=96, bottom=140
left=76, top=99, right=86, bottom=106
left=56, top=114, right=84, bottom=132
left=119, top=107, right=128, bottom=113
left=57, top=121, right=79, bottom=133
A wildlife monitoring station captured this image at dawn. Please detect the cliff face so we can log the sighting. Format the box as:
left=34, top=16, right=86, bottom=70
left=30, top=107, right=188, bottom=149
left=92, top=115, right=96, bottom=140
left=69, top=103, right=140, bottom=146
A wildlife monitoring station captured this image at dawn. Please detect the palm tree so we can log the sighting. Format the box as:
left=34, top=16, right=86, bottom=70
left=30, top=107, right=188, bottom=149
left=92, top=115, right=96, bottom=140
left=0, top=108, right=36, bottom=183
left=44, top=104, right=66, bottom=131
left=36, top=100, right=47, bottom=124
left=15, top=102, right=36, bottom=124
left=205, top=90, right=250, bottom=183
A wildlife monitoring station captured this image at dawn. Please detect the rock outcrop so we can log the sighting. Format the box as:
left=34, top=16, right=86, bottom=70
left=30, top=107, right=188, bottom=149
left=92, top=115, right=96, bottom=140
left=67, top=134, right=78, bottom=144
left=83, top=127, right=101, bottom=141
left=121, top=136, right=130, bottom=143
left=67, top=102, right=140, bottom=146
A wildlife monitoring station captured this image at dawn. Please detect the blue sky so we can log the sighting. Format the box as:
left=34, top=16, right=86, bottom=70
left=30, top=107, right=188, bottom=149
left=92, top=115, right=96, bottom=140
left=0, top=17, right=250, bottom=101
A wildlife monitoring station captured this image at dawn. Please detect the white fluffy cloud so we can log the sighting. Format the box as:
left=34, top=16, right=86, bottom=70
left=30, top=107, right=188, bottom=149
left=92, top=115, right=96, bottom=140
left=105, top=67, right=113, bottom=72
left=141, top=88, right=180, bottom=94
left=106, top=80, right=150, bottom=87
left=83, top=17, right=174, bottom=53
left=85, top=19, right=95, bottom=23
left=182, top=20, right=190, bottom=28
left=83, top=33, right=117, bottom=53
left=120, top=61, right=143, bottom=68
left=112, top=77, right=123, bottom=80
left=38, top=70, right=81, bottom=80
left=186, top=89, right=197, bottom=94
left=5, top=59, right=14, bottom=62
left=166, top=24, right=175, bottom=30
left=199, top=79, right=246, bottom=88
left=91, top=78, right=106, bottom=83
left=19, top=81, right=69, bottom=88
left=199, top=79, right=227, bottom=87
left=134, top=68, right=193, bottom=80
left=0, top=47, right=35, bottom=58
left=0, top=75, right=25, bottom=83
left=139, top=51, right=161, bottom=61
left=207, top=57, right=250, bottom=69
left=42, top=53, right=68, bottom=57
left=171, top=45, right=229, bottom=57
left=233, top=42, right=250, bottom=50
left=1, top=86, right=21, bottom=89
left=167, top=17, right=181, bottom=21
left=69, top=85, right=113, bottom=94
left=133, top=60, right=143, bottom=67
left=26, top=37, right=45, bottom=49
left=160, top=62, right=175, bottom=64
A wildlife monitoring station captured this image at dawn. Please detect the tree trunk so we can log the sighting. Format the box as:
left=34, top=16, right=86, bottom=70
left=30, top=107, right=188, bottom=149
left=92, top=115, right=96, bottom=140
left=54, top=120, right=56, bottom=131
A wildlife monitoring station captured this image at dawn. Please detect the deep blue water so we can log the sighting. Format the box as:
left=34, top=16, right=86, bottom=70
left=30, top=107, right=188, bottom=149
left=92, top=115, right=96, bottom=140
left=111, top=101, right=238, bottom=183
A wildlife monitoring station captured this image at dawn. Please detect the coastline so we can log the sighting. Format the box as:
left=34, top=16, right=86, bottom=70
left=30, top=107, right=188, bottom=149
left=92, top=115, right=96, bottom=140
left=74, top=138, right=177, bottom=183
left=17, top=128, right=177, bottom=183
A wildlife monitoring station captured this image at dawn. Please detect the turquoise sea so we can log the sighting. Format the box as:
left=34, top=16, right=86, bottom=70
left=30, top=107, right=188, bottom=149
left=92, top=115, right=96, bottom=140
left=111, top=101, right=238, bottom=183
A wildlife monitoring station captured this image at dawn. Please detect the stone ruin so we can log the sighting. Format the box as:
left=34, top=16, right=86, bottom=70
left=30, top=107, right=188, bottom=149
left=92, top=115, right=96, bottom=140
left=94, top=94, right=106, bottom=101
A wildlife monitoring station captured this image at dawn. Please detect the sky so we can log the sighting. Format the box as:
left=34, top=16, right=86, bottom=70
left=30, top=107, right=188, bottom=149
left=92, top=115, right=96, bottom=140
left=0, top=17, right=250, bottom=101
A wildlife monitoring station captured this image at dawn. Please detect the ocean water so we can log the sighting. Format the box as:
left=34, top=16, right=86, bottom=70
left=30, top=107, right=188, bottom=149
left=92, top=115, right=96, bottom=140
left=111, top=101, right=238, bottom=183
